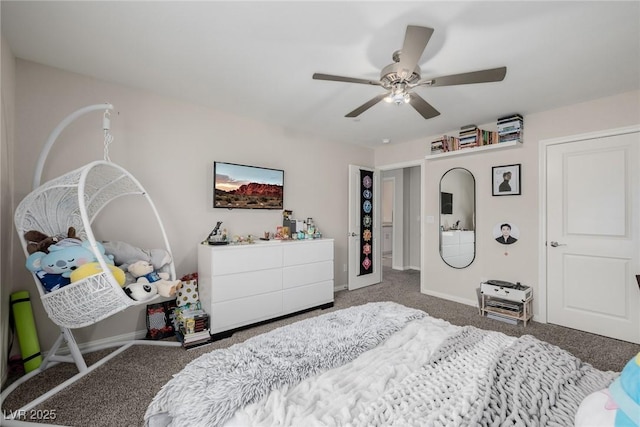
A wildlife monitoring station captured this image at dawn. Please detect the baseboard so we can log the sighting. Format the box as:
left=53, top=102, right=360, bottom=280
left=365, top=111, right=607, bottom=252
left=390, top=265, right=420, bottom=271
left=421, top=289, right=477, bottom=308
left=334, top=283, right=348, bottom=291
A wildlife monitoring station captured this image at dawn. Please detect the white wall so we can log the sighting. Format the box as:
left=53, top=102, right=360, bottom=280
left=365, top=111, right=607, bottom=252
left=375, top=90, right=640, bottom=316
left=1, top=35, right=17, bottom=386
left=9, top=60, right=373, bottom=351
left=6, top=56, right=639, bottom=356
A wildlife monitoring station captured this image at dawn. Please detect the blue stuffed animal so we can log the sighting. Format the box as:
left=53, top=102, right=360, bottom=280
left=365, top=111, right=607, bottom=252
left=575, top=352, right=640, bottom=427
left=26, top=240, right=114, bottom=292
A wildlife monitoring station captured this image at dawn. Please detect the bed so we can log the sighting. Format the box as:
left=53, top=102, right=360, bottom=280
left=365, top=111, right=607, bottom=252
left=145, top=302, right=626, bottom=427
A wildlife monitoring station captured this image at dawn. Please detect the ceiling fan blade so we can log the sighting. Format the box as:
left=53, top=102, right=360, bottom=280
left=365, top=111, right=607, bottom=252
left=408, top=93, right=440, bottom=119
left=313, top=73, right=381, bottom=86
left=419, top=66, right=507, bottom=87
left=398, top=26, right=434, bottom=77
left=345, top=93, right=389, bottom=118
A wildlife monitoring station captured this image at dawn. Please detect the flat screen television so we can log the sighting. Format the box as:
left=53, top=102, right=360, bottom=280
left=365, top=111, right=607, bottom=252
left=213, top=161, right=284, bottom=209
left=440, top=192, right=453, bottom=214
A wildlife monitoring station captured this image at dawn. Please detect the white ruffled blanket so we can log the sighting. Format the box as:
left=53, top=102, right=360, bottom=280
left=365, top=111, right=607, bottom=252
left=145, top=302, right=425, bottom=427
left=146, top=302, right=617, bottom=427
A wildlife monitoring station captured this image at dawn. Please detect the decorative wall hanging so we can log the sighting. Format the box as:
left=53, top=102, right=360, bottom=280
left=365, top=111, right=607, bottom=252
left=493, top=222, right=520, bottom=245
left=360, top=169, right=374, bottom=275
left=492, top=164, right=521, bottom=196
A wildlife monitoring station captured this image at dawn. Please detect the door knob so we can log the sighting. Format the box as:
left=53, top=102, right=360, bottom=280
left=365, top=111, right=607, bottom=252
left=550, top=241, right=566, bottom=247
left=349, top=232, right=358, bottom=237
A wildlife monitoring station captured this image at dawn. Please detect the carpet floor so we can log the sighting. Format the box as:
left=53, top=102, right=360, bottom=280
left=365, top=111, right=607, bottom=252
left=2, top=266, right=639, bottom=426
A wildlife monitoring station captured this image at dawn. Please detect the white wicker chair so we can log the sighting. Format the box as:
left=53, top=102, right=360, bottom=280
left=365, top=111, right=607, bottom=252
left=2, top=104, right=180, bottom=423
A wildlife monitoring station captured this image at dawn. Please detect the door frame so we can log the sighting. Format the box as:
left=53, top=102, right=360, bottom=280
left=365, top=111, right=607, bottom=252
left=377, top=159, right=424, bottom=282
left=538, top=124, right=640, bottom=324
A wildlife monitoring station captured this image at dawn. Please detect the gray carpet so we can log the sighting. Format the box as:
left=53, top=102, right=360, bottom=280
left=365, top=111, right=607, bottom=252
left=3, top=267, right=639, bottom=426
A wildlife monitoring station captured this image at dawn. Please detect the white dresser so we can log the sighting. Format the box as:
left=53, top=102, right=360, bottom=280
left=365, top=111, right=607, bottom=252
left=197, top=239, right=334, bottom=337
left=441, top=230, right=475, bottom=268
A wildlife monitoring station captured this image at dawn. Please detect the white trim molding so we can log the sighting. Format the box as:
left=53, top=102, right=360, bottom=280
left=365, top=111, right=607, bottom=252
left=538, top=124, right=640, bottom=324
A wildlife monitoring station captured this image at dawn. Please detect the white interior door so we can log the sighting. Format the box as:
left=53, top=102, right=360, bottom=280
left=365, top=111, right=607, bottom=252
left=348, top=165, right=381, bottom=290
left=546, top=128, right=640, bottom=343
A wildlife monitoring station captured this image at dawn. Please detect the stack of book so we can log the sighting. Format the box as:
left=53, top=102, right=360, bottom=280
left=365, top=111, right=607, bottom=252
left=430, top=137, right=445, bottom=154
left=444, top=135, right=460, bottom=151
left=484, top=297, right=523, bottom=325
left=498, top=114, right=523, bottom=143
left=173, top=305, right=211, bottom=349
left=176, top=329, right=211, bottom=349
left=479, top=129, right=499, bottom=146
left=431, top=135, right=463, bottom=154
left=486, top=312, right=519, bottom=325
left=428, top=114, right=520, bottom=156
left=459, top=125, right=479, bottom=149
left=485, top=298, right=523, bottom=315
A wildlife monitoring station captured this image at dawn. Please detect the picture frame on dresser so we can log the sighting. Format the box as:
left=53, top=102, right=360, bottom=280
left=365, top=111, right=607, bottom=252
left=492, top=163, right=521, bottom=196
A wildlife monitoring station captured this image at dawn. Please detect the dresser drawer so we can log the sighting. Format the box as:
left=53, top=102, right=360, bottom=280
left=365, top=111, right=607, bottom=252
left=211, top=245, right=282, bottom=276
left=283, top=240, right=333, bottom=266
left=282, top=260, right=333, bottom=289
left=211, top=268, right=282, bottom=303
left=283, top=280, right=333, bottom=313
left=210, top=291, right=283, bottom=333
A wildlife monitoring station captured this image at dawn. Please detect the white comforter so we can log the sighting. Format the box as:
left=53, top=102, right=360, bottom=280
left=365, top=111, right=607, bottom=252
left=227, top=315, right=463, bottom=426
left=147, top=302, right=616, bottom=427
left=230, top=317, right=616, bottom=427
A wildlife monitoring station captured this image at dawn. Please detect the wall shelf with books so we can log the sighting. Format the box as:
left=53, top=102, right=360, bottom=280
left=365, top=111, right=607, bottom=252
left=426, top=114, right=523, bottom=160
left=425, top=139, right=522, bottom=160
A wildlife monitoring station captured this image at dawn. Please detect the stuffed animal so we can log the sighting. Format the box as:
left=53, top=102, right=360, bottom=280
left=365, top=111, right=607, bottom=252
left=26, top=240, right=114, bottom=278
left=24, top=227, right=81, bottom=255
left=127, top=260, right=179, bottom=298
left=575, top=352, right=640, bottom=427
left=34, top=270, right=71, bottom=293
left=70, top=262, right=126, bottom=286
left=102, top=240, right=172, bottom=272
left=124, top=282, right=157, bottom=302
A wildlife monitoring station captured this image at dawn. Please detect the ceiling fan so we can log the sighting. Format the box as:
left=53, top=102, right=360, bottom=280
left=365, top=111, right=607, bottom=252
left=312, top=25, right=507, bottom=119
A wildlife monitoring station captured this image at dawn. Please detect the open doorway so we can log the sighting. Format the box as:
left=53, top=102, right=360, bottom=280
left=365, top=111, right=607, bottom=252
left=381, top=163, right=422, bottom=272
left=381, top=177, right=394, bottom=268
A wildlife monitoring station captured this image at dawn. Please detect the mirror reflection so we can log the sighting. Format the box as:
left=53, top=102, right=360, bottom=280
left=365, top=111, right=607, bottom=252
left=439, top=168, right=475, bottom=268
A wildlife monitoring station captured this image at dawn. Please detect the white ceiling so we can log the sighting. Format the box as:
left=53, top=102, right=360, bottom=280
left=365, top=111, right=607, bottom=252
left=2, top=1, right=639, bottom=148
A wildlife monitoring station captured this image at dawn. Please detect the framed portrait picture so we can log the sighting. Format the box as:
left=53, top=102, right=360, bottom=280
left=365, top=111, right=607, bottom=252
left=493, top=221, right=520, bottom=245
left=492, top=164, right=521, bottom=196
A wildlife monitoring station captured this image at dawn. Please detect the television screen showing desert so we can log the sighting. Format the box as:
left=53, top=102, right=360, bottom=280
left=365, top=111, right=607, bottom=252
left=214, top=162, right=283, bottom=209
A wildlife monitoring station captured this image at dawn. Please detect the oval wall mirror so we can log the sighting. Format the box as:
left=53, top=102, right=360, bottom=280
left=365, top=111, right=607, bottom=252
left=439, top=168, right=476, bottom=268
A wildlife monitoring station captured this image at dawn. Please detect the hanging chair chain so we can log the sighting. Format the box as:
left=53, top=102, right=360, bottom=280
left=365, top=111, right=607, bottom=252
left=103, top=109, right=113, bottom=161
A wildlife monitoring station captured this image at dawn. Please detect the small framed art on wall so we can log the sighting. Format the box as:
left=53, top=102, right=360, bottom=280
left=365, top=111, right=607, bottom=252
left=492, top=164, right=521, bottom=196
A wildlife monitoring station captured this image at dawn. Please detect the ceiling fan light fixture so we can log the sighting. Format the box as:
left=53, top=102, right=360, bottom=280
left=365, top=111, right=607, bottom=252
left=312, top=25, right=506, bottom=119
left=385, top=85, right=411, bottom=105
